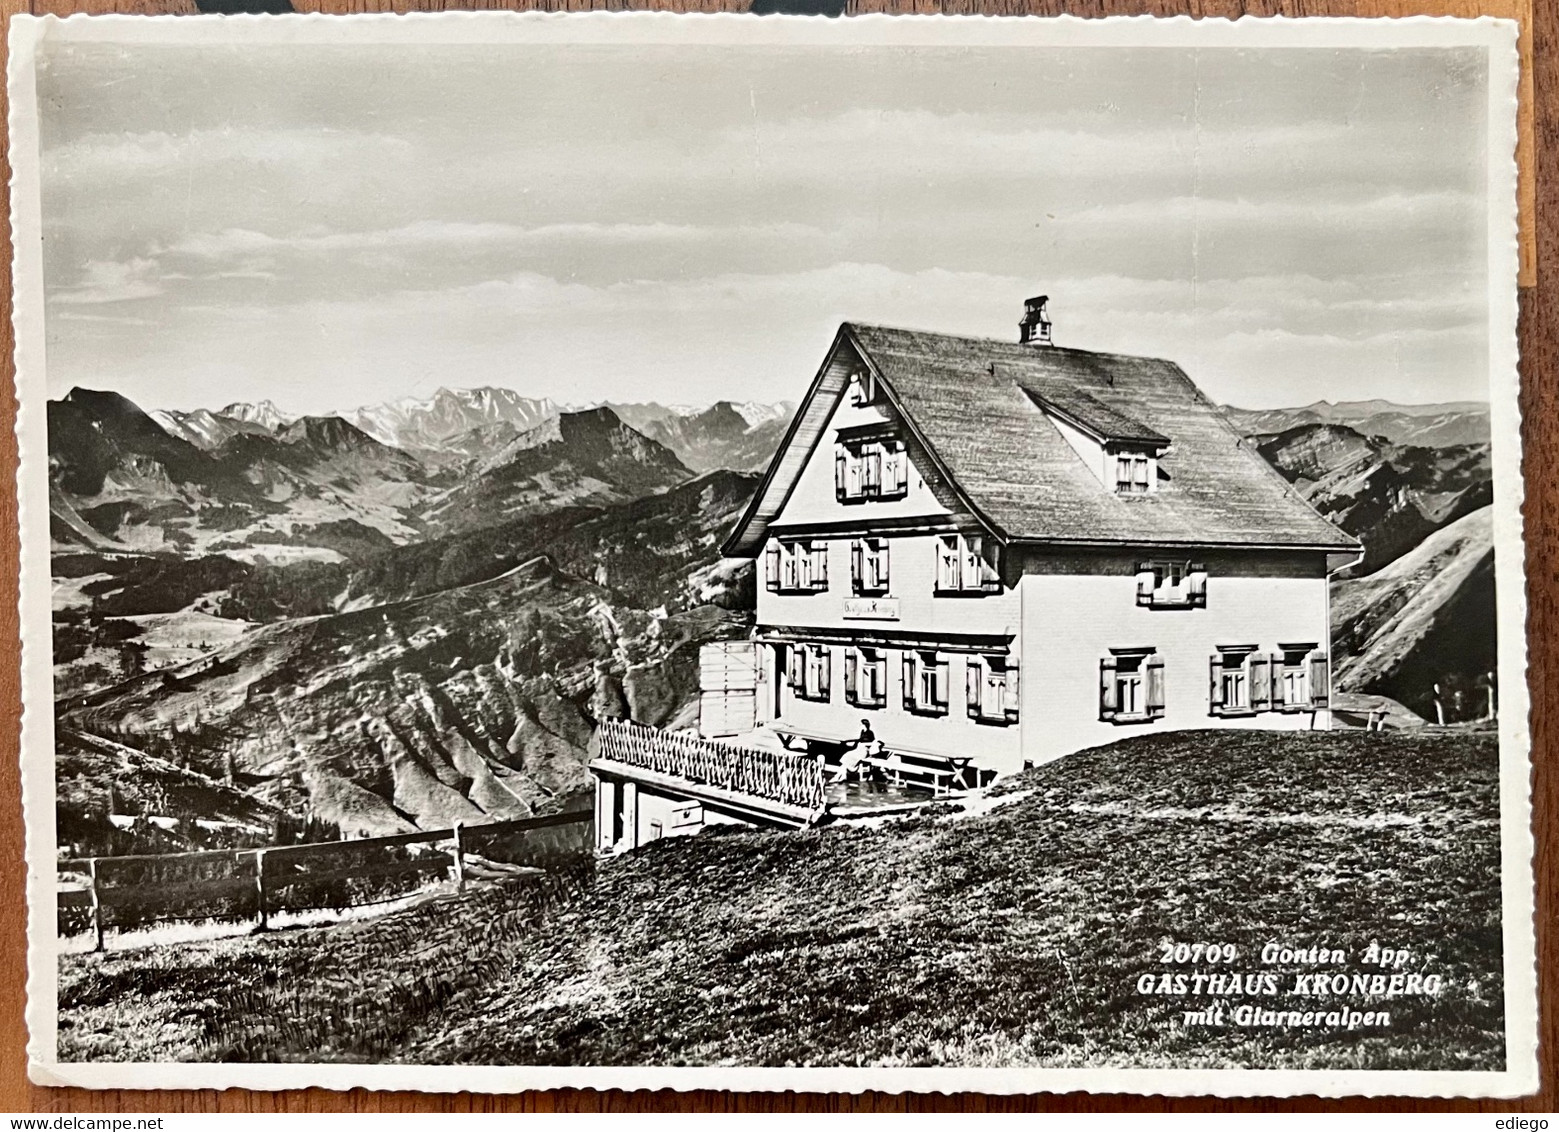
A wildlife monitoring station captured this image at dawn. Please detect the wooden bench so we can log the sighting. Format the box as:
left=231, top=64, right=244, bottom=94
left=861, top=747, right=977, bottom=795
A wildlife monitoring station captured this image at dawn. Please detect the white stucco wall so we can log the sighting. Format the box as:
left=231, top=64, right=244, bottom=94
left=1016, top=548, right=1332, bottom=766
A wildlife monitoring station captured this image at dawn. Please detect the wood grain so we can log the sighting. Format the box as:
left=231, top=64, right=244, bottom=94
left=0, top=0, right=1549, bottom=1112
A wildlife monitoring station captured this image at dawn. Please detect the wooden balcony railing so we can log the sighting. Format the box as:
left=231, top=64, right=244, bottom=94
left=596, top=720, right=826, bottom=812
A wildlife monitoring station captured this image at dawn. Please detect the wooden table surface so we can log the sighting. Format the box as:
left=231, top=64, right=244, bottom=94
left=0, top=0, right=1550, bottom=1112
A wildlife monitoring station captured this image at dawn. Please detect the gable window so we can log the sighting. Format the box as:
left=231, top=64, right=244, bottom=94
left=1209, top=646, right=1267, bottom=716
left=835, top=437, right=910, bottom=502
left=850, top=538, right=891, bottom=594
left=788, top=643, right=832, bottom=702
left=1274, top=645, right=1329, bottom=711
left=848, top=369, right=876, bottom=406
left=764, top=539, right=829, bottom=594
left=966, top=654, right=1020, bottom=725
left=1135, top=560, right=1207, bottom=609
left=902, top=650, right=950, bottom=716
left=1114, top=452, right=1153, bottom=495
left=844, top=646, right=887, bottom=709
left=1099, top=650, right=1165, bottom=723
left=935, top=533, right=1001, bottom=594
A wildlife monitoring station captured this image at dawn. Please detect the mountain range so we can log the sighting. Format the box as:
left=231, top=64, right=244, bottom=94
left=1221, top=399, right=1490, bottom=449
left=48, top=387, right=1494, bottom=847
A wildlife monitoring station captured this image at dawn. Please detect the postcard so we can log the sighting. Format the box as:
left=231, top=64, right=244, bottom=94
left=8, top=10, right=1532, bottom=1095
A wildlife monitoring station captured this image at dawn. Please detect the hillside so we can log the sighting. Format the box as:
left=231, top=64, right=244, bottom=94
left=60, top=557, right=746, bottom=837
left=1254, top=423, right=1490, bottom=574
left=640, top=401, right=792, bottom=473
left=341, top=470, right=758, bottom=613
left=420, top=408, right=692, bottom=534
left=55, top=728, right=289, bottom=857
left=58, top=729, right=1501, bottom=1068
left=1332, top=506, right=1495, bottom=721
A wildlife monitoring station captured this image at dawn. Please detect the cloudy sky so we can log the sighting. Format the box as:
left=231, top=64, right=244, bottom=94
left=35, top=37, right=1489, bottom=415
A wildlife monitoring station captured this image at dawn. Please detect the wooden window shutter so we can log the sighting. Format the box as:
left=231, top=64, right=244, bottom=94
left=966, top=657, right=982, bottom=718
left=1136, top=563, right=1154, bottom=607
left=1310, top=652, right=1330, bottom=708
left=887, top=443, right=909, bottom=495
left=843, top=648, right=857, bottom=701
left=902, top=651, right=915, bottom=710
left=1188, top=563, right=1208, bottom=607
left=1099, top=657, right=1119, bottom=720
left=764, top=543, right=780, bottom=591
left=963, top=537, right=982, bottom=591
left=1208, top=654, right=1224, bottom=715
left=1003, top=662, right=1021, bottom=722
left=834, top=449, right=847, bottom=500
left=878, top=539, right=891, bottom=590
left=935, top=655, right=950, bottom=710
left=1251, top=654, right=1272, bottom=711
left=820, top=646, right=832, bottom=699
left=936, top=535, right=956, bottom=592
left=788, top=647, right=804, bottom=692
left=850, top=539, right=863, bottom=592
left=814, top=543, right=828, bottom=588
left=1146, top=655, right=1165, bottom=718
left=980, top=540, right=1002, bottom=591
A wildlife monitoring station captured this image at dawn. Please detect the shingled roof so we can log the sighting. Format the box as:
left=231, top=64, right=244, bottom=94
left=724, top=321, right=1360, bottom=555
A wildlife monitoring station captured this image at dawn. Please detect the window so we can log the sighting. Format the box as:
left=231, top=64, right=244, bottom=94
left=902, top=650, right=950, bottom=715
left=1099, top=650, right=1164, bottom=723
left=1274, top=645, right=1329, bottom=711
left=966, top=655, right=1020, bottom=725
left=850, top=538, right=891, bottom=594
left=844, top=646, right=887, bottom=708
left=788, top=643, right=832, bottom=701
left=1135, top=560, right=1207, bottom=608
left=935, top=533, right=1001, bottom=594
left=764, top=540, right=829, bottom=593
left=1209, top=647, right=1266, bottom=716
left=848, top=369, right=876, bottom=406
left=834, top=437, right=910, bottom=502
left=1115, top=452, right=1152, bottom=494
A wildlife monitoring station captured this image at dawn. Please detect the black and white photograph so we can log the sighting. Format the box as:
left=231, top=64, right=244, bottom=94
left=7, top=12, right=1533, bottom=1095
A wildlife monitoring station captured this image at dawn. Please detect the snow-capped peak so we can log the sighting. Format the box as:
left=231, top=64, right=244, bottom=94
left=219, top=399, right=291, bottom=431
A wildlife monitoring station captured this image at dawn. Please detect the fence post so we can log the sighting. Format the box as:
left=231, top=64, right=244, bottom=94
left=253, top=849, right=269, bottom=931
left=87, top=857, right=104, bottom=953
left=451, top=822, right=466, bottom=891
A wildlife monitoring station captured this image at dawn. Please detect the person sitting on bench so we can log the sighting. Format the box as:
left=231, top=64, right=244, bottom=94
left=832, top=719, right=883, bottom=782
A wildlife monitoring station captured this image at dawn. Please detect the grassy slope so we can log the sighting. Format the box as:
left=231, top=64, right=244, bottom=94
left=57, top=730, right=1502, bottom=1069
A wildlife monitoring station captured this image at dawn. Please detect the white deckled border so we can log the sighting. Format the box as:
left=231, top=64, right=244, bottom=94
left=8, top=11, right=1532, bottom=1098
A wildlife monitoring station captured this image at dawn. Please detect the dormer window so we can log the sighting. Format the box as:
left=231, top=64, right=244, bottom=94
left=1115, top=451, right=1152, bottom=494
left=835, top=434, right=909, bottom=502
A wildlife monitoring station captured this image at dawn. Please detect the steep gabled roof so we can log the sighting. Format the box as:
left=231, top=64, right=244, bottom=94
left=723, top=321, right=1360, bottom=556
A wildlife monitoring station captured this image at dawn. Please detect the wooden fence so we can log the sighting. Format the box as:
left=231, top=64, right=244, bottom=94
left=57, top=809, right=592, bottom=949
left=597, top=719, right=826, bottom=811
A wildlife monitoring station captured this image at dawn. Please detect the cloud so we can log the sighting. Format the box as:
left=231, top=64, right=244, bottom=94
left=50, top=258, right=165, bottom=305
left=44, top=126, right=416, bottom=184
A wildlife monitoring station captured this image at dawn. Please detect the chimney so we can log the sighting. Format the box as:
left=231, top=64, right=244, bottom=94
left=1019, top=295, right=1053, bottom=347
